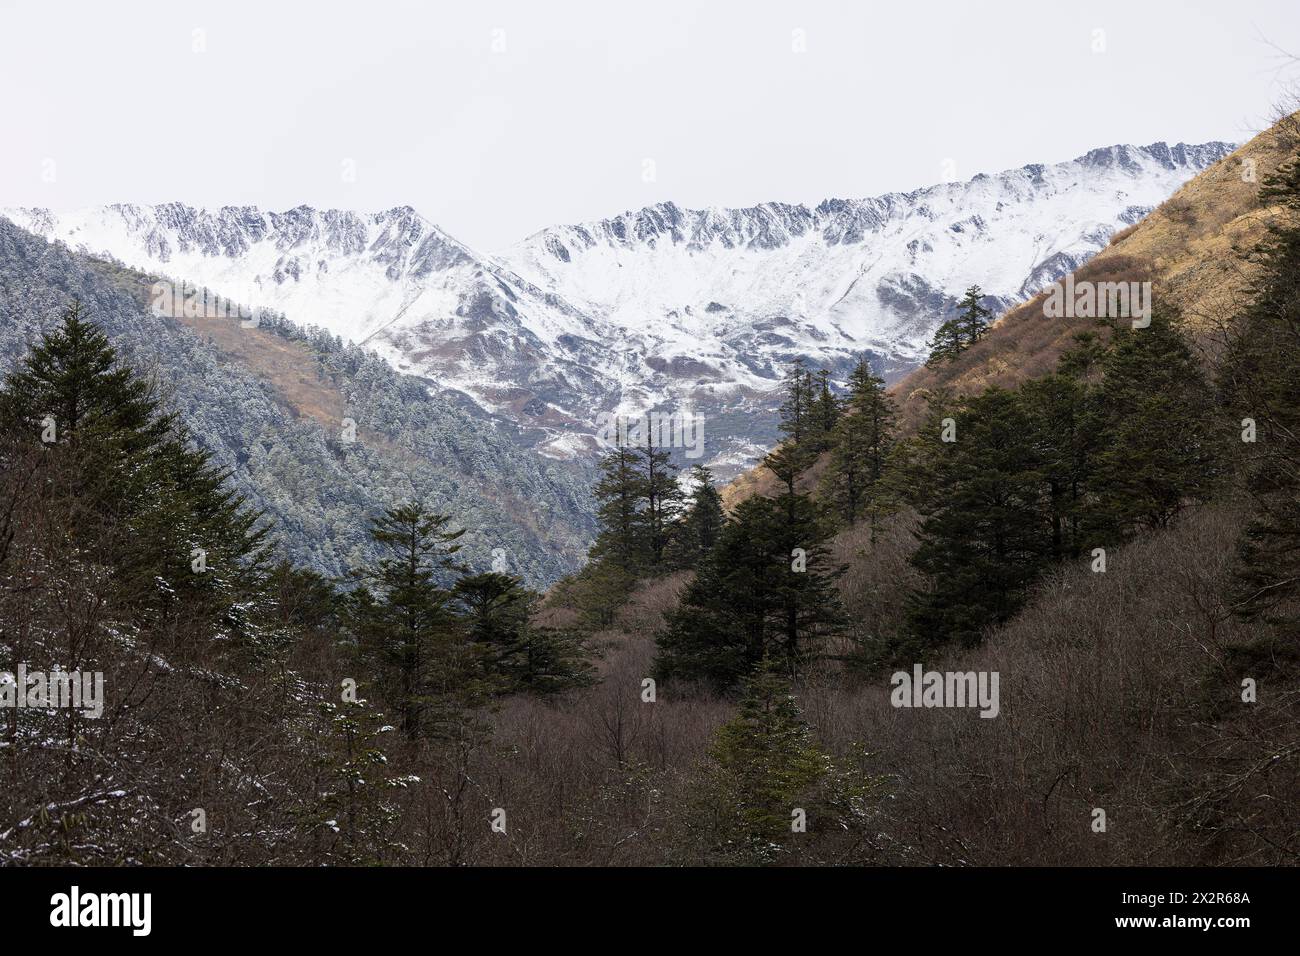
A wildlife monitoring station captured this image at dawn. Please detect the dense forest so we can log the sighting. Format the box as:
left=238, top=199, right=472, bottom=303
left=0, top=215, right=597, bottom=587
left=1, top=150, right=1297, bottom=867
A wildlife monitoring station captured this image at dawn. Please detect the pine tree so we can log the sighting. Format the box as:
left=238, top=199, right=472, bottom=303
left=589, top=442, right=646, bottom=574
left=1220, top=154, right=1300, bottom=637
left=699, top=665, right=831, bottom=854
left=655, top=498, right=772, bottom=689
left=306, top=696, right=409, bottom=865
left=1089, top=313, right=1221, bottom=538
left=906, top=389, right=1050, bottom=647
left=667, top=464, right=726, bottom=569
left=955, top=284, right=993, bottom=347
left=562, top=558, right=637, bottom=630
left=0, top=301, right=269, bottom=633
left=762, top=445, right=845, bottom=672
left=349, top=502, right=469, bottom=740
left=453, top=571, right=593, bottom=695
left=924, top=318, right=965, bottom=366
left=1018, top=373, right=1100, bottom=562
left=634, top=436, right=685, bottom=571
left=825, top=359, right=896, bottom=525
left=778, top=359, right=815, bottom=445
left=924, top=287, right=993, bottom=366
left=655, top=447, right=844, bottom=689
left=807, top=368, right=840, bottom=452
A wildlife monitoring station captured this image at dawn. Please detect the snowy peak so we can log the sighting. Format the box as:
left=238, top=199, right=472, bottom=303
left=519, top=141, right=1233, bottom=262
left=5, top=201, right=475, bottom=279
left=1, top=138, right=1236, bottom=477
left=500, top=140, right=1233, bottom=363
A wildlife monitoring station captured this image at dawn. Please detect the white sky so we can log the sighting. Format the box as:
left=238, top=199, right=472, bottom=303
left=2, top=0, right=1298, bottom=251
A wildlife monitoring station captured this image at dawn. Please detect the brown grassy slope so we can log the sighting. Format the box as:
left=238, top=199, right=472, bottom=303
left=723, top=112, right=1300, bottom=509
left=88, top=260, right=350, bottom=430
left=893, top=113, right=1298, bottom=430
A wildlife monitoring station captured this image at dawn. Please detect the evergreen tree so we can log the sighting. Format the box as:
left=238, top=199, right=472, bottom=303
left=955, top=284, right=993, bottom=347
left=1018, top=373, right=1100, bottom=562
left=778, top=359, right=815, bottom=445
left=1089, top=313, right=1221, bottom=538
left=306, top=696, right=408, bottom=865
left=906, top=389, right=1050, bottom=647
left=699, top=665, right=831, bottom=854
left=0, top=301, right=269, bottom=633
left=1220, top=154, right=1300, bottom=638
left=655, top=497, right=771, bottom=689
left=655, top=447, right=844, bottom=689
left=762, top=445, right=846, bottom=671
left=561, top=558, right=637, bottom=630
left=349, top=502, right=469, bottom=739
left=589, top=442, right=647, bottom=574
left=453, top=571, right=593, bottom=695
left=924, top=317, right=965, bottom=366
left=924, top=287, right=992, bottom=366
left=825, top=359, right=896, bottom=525
left=807, top=368, right=840, bottom=451
left=667, top=464, right=726, bottom=569
left=686, top=663, right=878, bottom=864
left=634, top=436, right=685, bottom=571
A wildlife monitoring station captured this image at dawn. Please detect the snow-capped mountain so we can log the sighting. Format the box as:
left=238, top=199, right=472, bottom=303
left=2, top=140, right=1233, bottom=476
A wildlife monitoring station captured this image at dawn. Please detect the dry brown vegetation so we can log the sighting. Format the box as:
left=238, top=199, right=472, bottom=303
left=384, top=502, right=1295, bottom=865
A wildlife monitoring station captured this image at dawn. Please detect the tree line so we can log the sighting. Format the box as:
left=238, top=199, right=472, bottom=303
left=564, top=156, right=1300, bottom=695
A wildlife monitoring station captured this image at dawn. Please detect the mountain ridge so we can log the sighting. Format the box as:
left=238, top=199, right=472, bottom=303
left=2, top=138, right=1233, bottom=478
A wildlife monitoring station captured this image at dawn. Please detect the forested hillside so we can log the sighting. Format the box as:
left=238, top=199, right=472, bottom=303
left=1, top=120, right=1297, bottom=870
left=537, top=123, right=1300, bottom=864
left=0, top=217, right=596, bottom=586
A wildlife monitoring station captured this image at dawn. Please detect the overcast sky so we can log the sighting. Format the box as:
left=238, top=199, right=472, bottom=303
left=2, top=0, right=1298, bottom=250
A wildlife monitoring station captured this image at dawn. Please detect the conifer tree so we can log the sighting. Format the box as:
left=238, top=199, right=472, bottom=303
left=655, top=496, right=772, bottom=689
left=778, top=358, right=815, bottom=445
left=1018, top=373, right=1099, bottom=562
left=1220, top=154, right=1300, bottom=635
left=925, top=287, right=992, bottom=366
left=307, top=696, right=408, bottom=865
left=807, top=368, right=840, bottom=451
left=655, top=446, right=844, bottom=688
left=924, top=317, right=965, bottom=366
left=699, top=665, right=831, bottom=853
left=634, top=435, right=685, bottom=571
left=1089, top=313, right=1221, bottom=538
left=955, top=284, right=993, bottom=347
left=453, top=571, right=593, bottom=695
left=763, top=452, right=846, bottom=673
left=589, top=442, right=646, bottom=573
left=826, top=359, right=897, bottom=525
left=350, top=502, right=469, bottom=739
left=0, top=301, right=269, bottom=632
left=667, top=464, right=726, bottom=569
left=906, top=389, right=1049, bottom=647
left=687, top=663, right=877, bottom=864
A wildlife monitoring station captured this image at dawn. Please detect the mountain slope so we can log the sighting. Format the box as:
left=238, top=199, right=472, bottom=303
left=3, top=140, right=1231, bottom=478
left=891, top=118, right=1297, bottom=430
left=0, top=218, right=596, bottom=585
left=504, top=141, right=1231, bottom=378
left=724, top=119, right=1294, bottom=507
